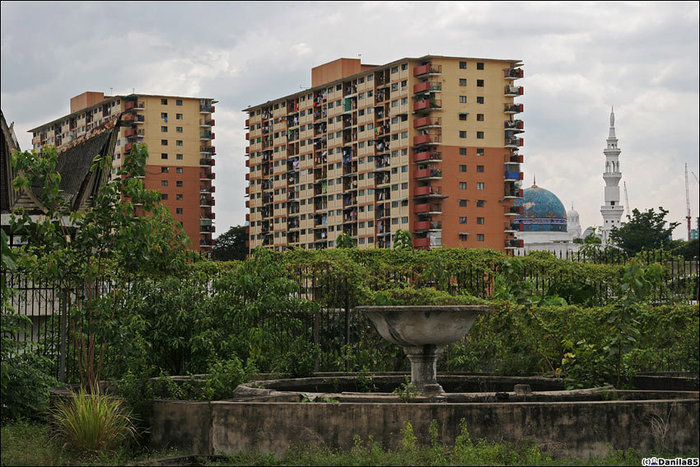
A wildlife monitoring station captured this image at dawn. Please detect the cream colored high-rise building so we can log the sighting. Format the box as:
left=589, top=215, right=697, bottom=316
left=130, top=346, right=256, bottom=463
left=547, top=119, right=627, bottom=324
left=29, top=92, right=217, bottom=254
left=244, top=56, right=525, bottom=253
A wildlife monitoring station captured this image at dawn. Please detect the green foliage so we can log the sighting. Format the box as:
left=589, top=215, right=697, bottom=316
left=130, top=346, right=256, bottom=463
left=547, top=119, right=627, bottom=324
left=204, top=357, right=252, bottom=400
left=52, top=386, right=136, bottom=456
left=371, top=287, right=488, bottom=306
left=393, top=376, right=419, bottom=402
left=610, top=207, right=680, bottom=256
left=392, top=229, right=413, bottom=249
left=335, top=232, right=357, bottom=249
left=212, top=225, right=248, bottom=261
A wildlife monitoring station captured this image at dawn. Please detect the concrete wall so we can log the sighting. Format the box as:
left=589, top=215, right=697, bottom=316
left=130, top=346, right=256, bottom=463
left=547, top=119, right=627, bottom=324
left=150, top=398, right=699, bottom=458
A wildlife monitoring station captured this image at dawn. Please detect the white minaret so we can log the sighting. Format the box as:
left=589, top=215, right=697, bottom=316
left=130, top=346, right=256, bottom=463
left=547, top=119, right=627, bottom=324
left=600, top=107, right=624, bottom=244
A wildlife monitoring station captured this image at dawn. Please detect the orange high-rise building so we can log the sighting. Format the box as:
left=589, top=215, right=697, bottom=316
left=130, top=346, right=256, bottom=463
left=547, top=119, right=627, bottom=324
left=244, top=56, right=524, bottom=253
left=29, top=92, right=217, bottom=254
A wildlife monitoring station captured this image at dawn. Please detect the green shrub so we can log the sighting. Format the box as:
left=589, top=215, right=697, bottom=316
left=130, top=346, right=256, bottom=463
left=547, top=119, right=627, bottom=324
left=1, top=346, right=57, bottom=421
left=52, top=386, right=136, bottom=455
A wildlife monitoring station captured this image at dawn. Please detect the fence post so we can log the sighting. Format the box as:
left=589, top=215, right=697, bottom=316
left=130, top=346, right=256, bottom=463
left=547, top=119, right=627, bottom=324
left=344, top=280, right=351, bottom=373
left=58, top=287, right=68, bottom=383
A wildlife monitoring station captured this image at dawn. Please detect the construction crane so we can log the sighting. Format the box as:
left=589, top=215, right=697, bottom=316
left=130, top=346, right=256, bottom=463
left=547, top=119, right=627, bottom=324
left=623, top=181, right=631, bottom=219
left=686, top=163, right=692, bottom=241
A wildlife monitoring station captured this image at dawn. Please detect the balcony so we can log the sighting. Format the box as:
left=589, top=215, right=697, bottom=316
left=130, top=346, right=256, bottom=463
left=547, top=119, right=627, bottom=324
left=124, top=128, right=136, bottom=137
left=505, top=136, right=523, bottom=148
left=200, top=158, right=214, bottom=166
left=200, top=104, right=213, bottom=113
left=413, top=117, right=441, bottom=129
left=505, top=104, right=524, bottom=114
left=505, top=239, right=524, bottom=249
left=504, top=188, right=523, bottom=199
left=504, top=68, right=524, bottom=80
left=200, top=119, right=214, bottom=127
left=504, top=120, right=524, bottom=131
left=414, top=203, right=442, bottom=214
left=413, top=185, right=445, bottom=198
left=413, top=99, right=441, bottom=113
left=201, top=130, right=213, bottom=140
left=413, top=151, right=441, bottom=163
left=413, top=220, right=442, bottom=231
left=413, top=82, right=442, bottom=94
left=413, top=237, right=431, bottom=248
left=413, top=64, right=442, bottom=77
left=505, top=85, right=524, bottom=96
left=413, top=133, right=441, bottom=145
left=414, top=168, right=442, bottom=180
left=505, top=222, right=524, bottom=233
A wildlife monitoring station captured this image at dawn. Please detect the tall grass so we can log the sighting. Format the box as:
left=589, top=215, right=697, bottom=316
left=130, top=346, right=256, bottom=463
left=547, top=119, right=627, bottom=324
left=52, top=385, right=136, bottom=455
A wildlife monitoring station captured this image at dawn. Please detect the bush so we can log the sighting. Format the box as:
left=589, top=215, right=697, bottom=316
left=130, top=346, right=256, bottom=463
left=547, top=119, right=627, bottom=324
left=52, top=386, right=136, bottom=455
left=1, top=350, right=57, bottom=421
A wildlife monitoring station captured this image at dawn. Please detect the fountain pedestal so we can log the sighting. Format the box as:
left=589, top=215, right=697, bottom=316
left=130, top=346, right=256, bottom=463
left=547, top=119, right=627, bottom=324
left=356, top=305, right=492, bottom=395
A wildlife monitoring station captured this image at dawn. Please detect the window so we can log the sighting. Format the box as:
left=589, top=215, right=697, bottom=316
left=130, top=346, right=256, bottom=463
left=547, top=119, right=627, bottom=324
left=176, top=127, right=183, bottom=133
left=459, top=131, right=467, bottom=138
left=477, top=79, right=484, bottom=87
left=476, top=96, right=484, bottom=104
left=459, top=148, right=467, bottom=156
left=459, top=78, right=467, bottom=86
left=176, top=154, right=183, bottom=160
left=161, top=139, right=168, bottom=146
left=176, top=208, right=183, bottom=214
left=476, top=62, right=484, bottom=70
left=176, top=140, right=183, bottom=147
left=459, top=96, right=467, bottom=103
left=477, top=131, right=484, bottom=139
left=459, top=182, right=467, bottom=190
left=161, top=167, right=169, bottom=173
left=477, top=217, right=485, bottom=225
left=459, top=199, right=467, bottom=207
left=176, top=99, right=183, bottom=106
left=401, top=63, right=407, bottom=70
left=161, top=126, right=168, bottom=132
left=161, top=180, right=168, bottom=187
left=176, top=167, right=183, bottom=174
left=477, top=114, right=484, bottom=121
left=176, top=194, right=183, bottom=200
left=391, top=66, right=399, bottom=73
left=477, top=148, right=484, bottom=156
left=476, top=165, right=484, bottom=172
left=459, top=217, right=467, bottom=224
left=161, top=99, right=168, bottom=105
left=459, top=233, right=468, bottom=241
left=176, top=181, right=183, bottom=187
left=459, top=61, right=467, bottom=69
left=161, top=194, right=168, bottom=200
left=459, top=165, right=467, bottom=172
left=476, top=200, right=485, bottom=207
left=176, top=113, right=183, bottom=120
left=477, top=182, right=485, bottom=190
left=459, top=113, right=467, bottom=121
left=161, top=153, right=168, bottom=159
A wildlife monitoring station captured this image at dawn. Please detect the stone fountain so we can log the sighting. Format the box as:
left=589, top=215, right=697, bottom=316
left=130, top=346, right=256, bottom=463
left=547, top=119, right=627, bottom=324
left=354, top=305, right=492, bottom=395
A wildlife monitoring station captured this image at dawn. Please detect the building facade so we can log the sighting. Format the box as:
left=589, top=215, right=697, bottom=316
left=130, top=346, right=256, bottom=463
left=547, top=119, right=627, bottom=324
left=29, top=92, right=217, bottom=254
left=243, top=56, right=524, bottom=252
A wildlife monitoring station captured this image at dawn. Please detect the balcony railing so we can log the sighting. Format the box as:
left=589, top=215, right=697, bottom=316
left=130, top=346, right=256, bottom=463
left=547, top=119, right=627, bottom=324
left=413, top=117, right=441, bottom=129
left=505, top=85, right=524, bottom=96
left=504, top=68, right=524, bottom=80
left=413, top=133, right=441, bottom=145
left=413, top=185, right=444, bottom=197
left=504, top=120, right=524, bottom=130
left=413, top=237, right=431, bottom=248
left=413, top=151, right=441, bottom=163
left=413, top=82, right=442, bottom=94
left=505, top=137, right=523, bottom=148
left=505, top=104, right=524, bottom=114
left=413, top=64, right=442, bottom=77
left=505, top=239, right=524, bottom=249
left=414, top=168, right=442, bottom=180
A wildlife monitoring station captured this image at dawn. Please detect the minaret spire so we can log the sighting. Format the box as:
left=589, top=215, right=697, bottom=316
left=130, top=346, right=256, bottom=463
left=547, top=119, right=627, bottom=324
left=600, top=108, right=624, bottom=244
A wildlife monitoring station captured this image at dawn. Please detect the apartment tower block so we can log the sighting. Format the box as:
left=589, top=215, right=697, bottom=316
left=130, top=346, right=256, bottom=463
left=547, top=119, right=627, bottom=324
left=244, top=56, right=524, bottom=252
left=29, top=92, right=217, bottom=253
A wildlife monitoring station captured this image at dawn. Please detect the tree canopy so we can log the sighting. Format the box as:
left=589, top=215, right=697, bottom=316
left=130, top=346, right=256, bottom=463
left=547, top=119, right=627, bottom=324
left=610, top=207, right=680, bottom=256
left=212, top=225, right=248, bottom=261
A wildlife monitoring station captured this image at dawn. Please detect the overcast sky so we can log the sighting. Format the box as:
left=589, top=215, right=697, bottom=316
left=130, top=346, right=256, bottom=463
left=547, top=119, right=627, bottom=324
left=2, top=1, right=699, bottom=239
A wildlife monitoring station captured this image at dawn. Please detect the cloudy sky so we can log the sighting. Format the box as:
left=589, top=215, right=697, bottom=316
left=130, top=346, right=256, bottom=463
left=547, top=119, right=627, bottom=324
left=2, top=1, right=698, bottom=239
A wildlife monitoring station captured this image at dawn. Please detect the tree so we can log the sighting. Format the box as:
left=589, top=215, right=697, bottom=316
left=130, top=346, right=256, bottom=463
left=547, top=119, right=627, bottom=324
left=393, top=229, right=413, bottom=249
left=212, top=225, right=248, bottom=261
left=335, top=232, right=357, bottom=249
left=610, top=207, right=680, bottom=256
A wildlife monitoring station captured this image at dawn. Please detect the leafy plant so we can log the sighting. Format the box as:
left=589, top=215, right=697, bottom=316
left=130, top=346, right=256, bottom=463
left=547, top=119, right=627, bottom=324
left=393, top=376, right=419, bottom=402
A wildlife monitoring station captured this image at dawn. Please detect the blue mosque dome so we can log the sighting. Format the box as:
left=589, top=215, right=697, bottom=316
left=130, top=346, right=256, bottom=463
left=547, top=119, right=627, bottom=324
left=514, top=183, right=567, bottom=232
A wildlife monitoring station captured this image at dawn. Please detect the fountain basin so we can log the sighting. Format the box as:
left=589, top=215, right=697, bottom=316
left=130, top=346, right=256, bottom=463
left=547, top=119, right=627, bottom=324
left=356, top=305, right=492, bottom=394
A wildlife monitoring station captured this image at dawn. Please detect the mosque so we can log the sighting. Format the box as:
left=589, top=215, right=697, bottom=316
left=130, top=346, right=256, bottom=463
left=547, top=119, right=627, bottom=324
left=513, top=109, right=622, bottom=256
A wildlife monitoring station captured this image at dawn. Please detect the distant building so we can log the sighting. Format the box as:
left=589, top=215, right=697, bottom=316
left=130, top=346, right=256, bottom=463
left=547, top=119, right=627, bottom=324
left=244, top=56, right=525, bottom=252
left=513, top=181, right=581, bottom=256
left=28, top=92, right=218, bottom=254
